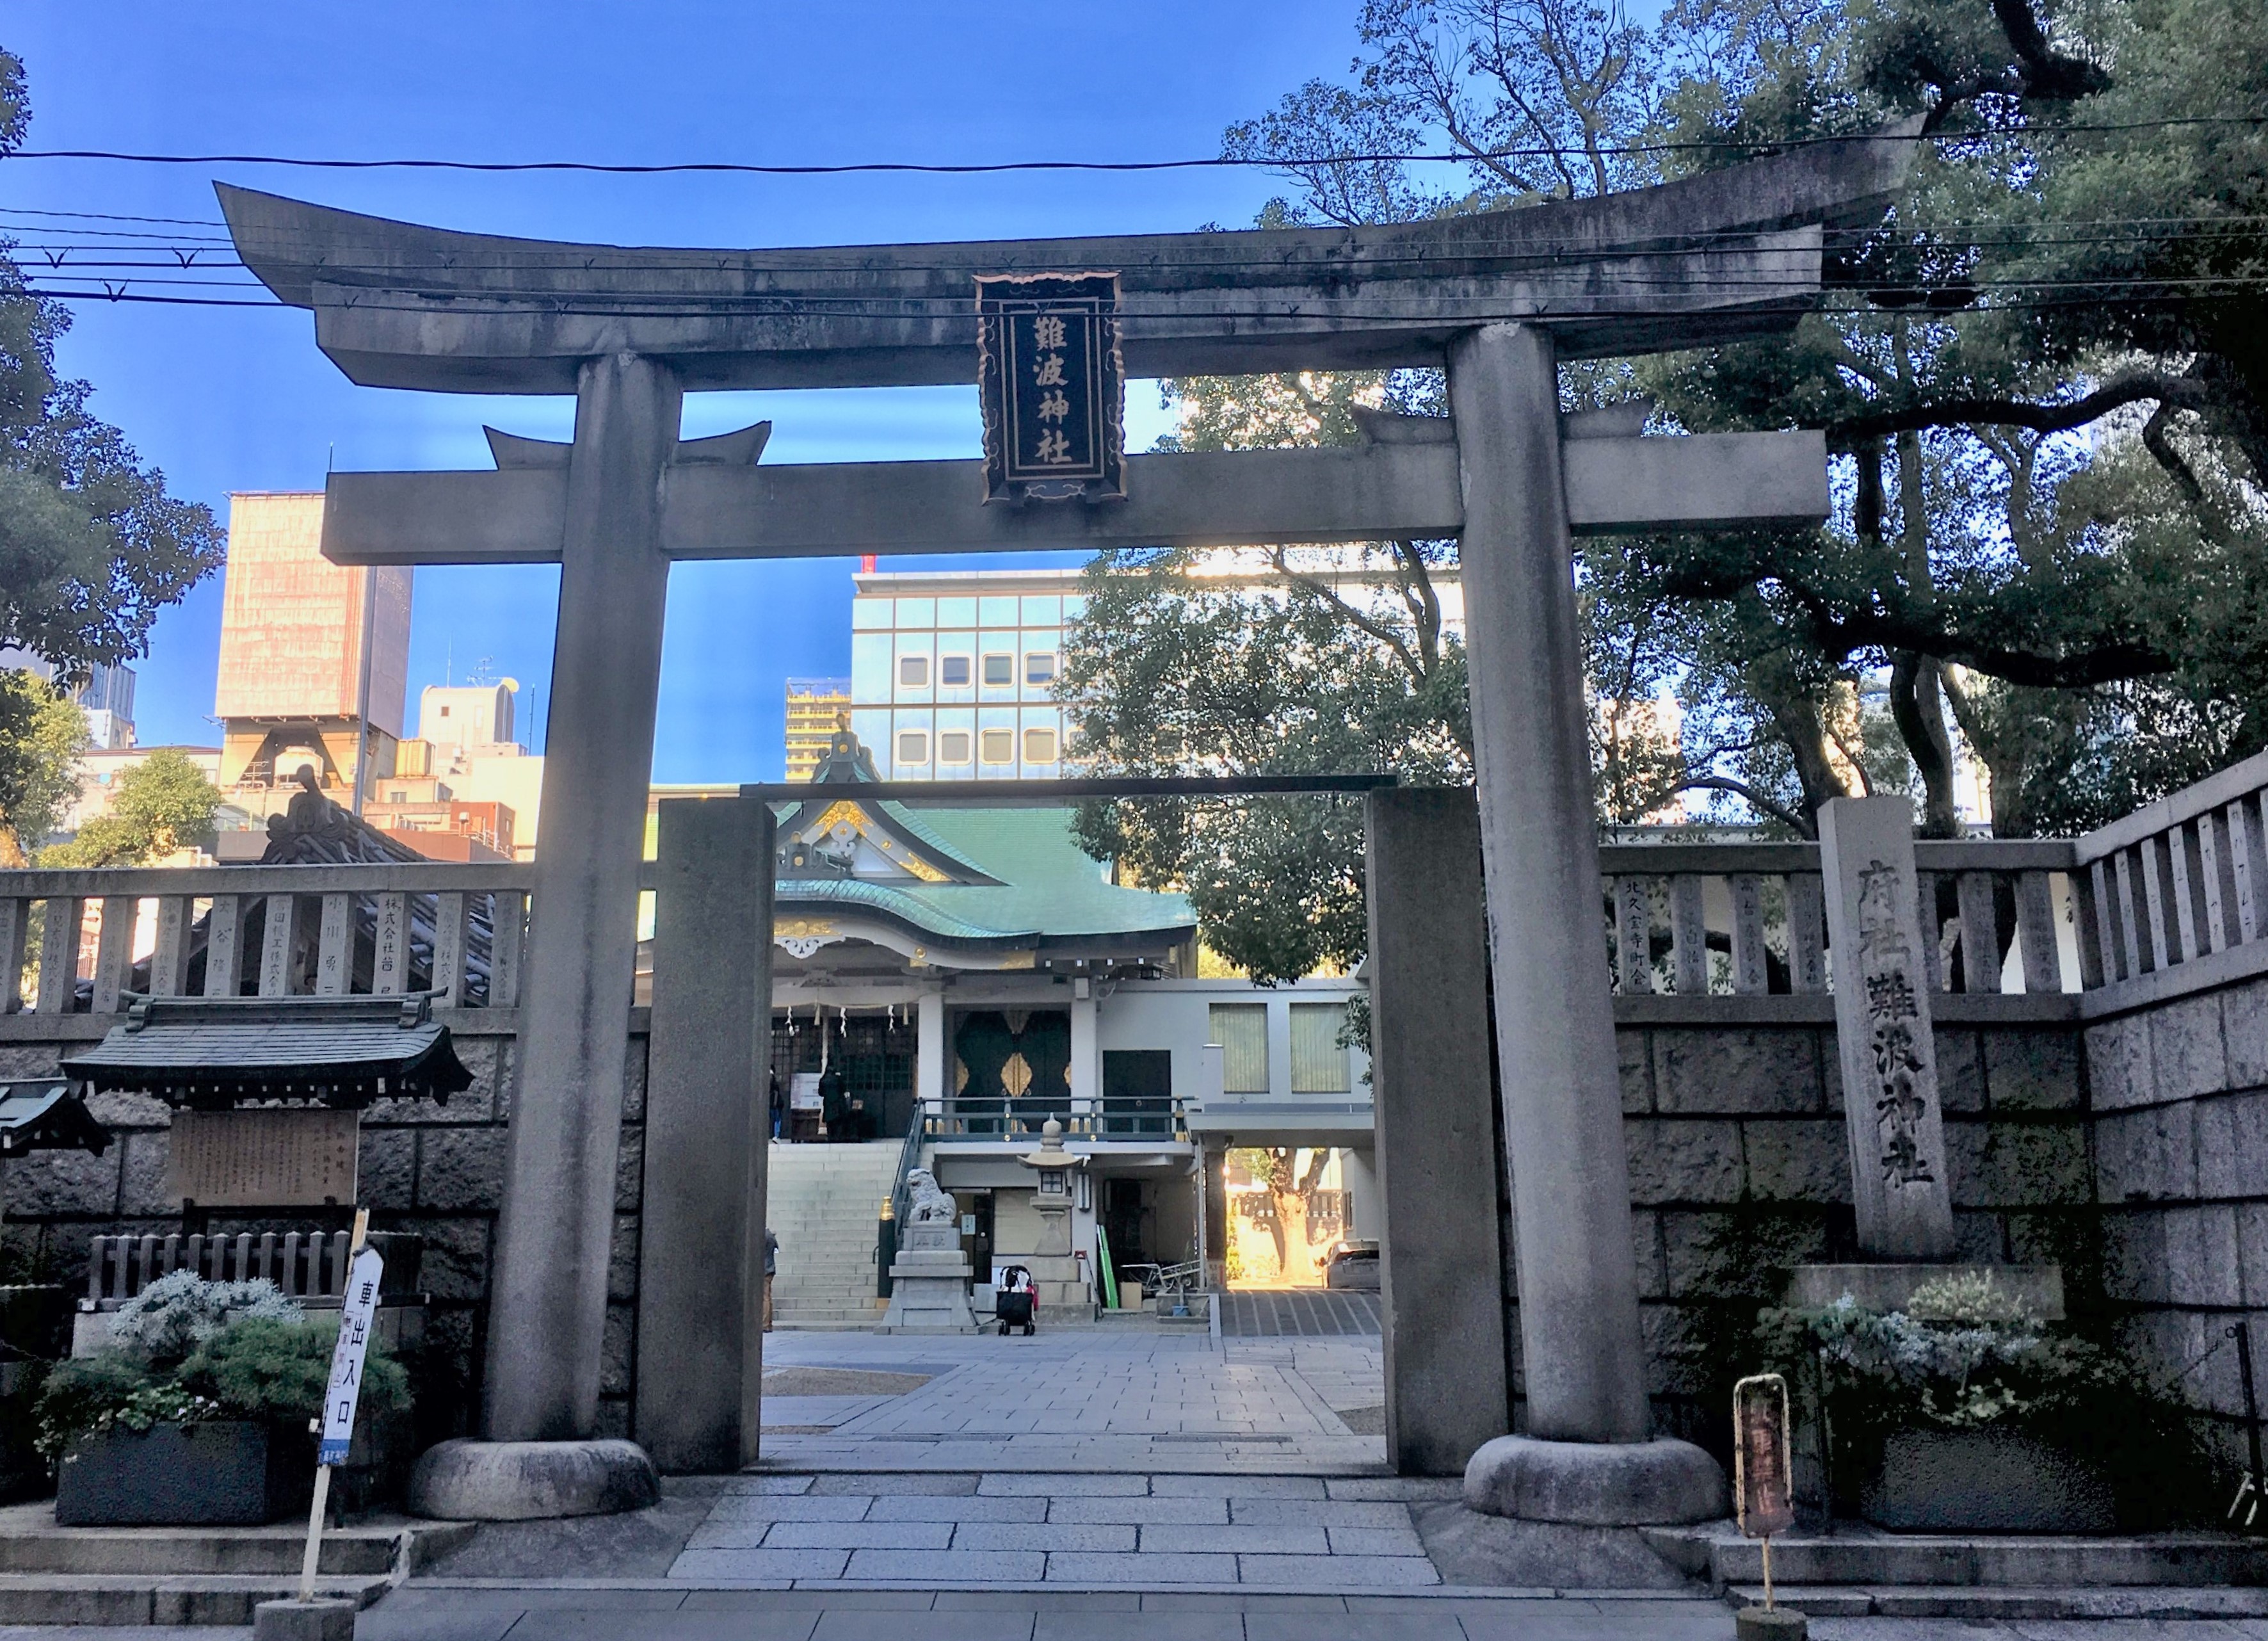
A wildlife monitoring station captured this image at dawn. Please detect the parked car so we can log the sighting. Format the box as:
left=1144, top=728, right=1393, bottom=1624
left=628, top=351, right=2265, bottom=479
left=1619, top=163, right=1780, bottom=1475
left=1324, top=1240, right=1380, bottom=1291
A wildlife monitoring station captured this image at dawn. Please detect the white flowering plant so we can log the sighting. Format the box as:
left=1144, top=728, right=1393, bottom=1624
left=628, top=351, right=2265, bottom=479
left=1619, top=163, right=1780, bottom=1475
left=104, top=1271, right=304, bottom=1364
left=1759, top=1272, right=2114, bottom=1432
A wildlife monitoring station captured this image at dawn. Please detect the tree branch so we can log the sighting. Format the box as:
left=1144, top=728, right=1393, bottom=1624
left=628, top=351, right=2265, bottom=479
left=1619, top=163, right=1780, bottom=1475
left=1672, top=775, right=1817, bottom=836
left=1829, top=372, right=2205, bottom=447
left=1268, top=547, right=1427, bottom=684
left=1986, top=0, right=2110, bottom=100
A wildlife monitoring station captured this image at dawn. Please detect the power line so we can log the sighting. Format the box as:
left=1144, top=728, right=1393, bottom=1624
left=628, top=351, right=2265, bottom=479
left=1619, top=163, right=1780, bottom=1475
left=7, top=114, right=2264, bottom=177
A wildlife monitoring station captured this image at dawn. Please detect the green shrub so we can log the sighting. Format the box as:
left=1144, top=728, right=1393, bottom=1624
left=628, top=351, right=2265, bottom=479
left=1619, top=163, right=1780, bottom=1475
left=177, top=1316, right=408, bottom=1426
left=35, top=1316, right=408, bottom=1463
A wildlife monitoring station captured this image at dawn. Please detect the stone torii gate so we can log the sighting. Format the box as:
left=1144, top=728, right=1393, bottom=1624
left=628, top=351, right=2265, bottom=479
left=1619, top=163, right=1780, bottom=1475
left=218, top=127, right=1912, bottom=1516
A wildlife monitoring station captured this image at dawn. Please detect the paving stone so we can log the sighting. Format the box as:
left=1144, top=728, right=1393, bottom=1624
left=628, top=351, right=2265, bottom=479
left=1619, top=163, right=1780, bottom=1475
left=725, top=1476, right=817, bottom=1495
left=1141, top=1523, right=1330, bottom=1555
left=762, top=1521, right=954, bottom=1551
left=1324, top=1478, right=1463, bottom=1502
left=813, top=1473, right=977, bottom=1496
left=1228, top=1500, right=1413, bottom=1529
left=1148, top=1476, right=1327, bottom=1499
left=1042, top=1552, right=1239, bottom=1585
left=667, top=1546, right=851, bottom=1580
left=705, top=1495, right=873, bottom=1523
left=808, top=1611, right=1035, bottom=1641
left=978, top=1474, right=1149, bottom=1498
left=1235, top=1554, right=1440, bottom=1588
left=1047, top=1497, right=1228, bottom=1526
left=951, top=1523, right=1138, bottom=1553
left=1325, top=1526, right=1429, bottom=1557
left=840, top=1548, right=1047, bottom=1582
left=865, top=1495, right=1047, bottom=1523
left=1034, top=1609, right=1241, bottom=1640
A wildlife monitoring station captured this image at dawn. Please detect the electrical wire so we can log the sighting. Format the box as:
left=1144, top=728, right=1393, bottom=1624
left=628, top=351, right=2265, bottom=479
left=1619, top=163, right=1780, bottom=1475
left=5, top=113, right=2264, bottom=175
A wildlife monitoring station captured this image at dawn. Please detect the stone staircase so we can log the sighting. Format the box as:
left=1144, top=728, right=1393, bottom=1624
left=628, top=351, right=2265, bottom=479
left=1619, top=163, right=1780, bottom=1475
left=766, top=1140, right=905, bottom=1330
left=0, top=1503, right=470, bottom=1626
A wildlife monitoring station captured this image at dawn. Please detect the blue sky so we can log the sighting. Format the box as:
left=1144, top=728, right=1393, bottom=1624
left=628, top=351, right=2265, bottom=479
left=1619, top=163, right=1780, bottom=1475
left=0, top=3, right=1360, bottom=780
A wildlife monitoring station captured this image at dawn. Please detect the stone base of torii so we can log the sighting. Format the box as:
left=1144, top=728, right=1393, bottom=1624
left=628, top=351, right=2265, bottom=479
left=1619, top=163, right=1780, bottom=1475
left=218, top=125, right=1917, bottom=1521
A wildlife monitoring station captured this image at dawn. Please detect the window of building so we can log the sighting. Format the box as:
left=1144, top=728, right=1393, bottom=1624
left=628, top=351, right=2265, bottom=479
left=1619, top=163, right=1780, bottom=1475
left=979, top=727, right=1015, bottom=765
left=1289, top=1003, right=1351, bottom=1093
left=938, top=730, right=972, bottom=763
left=940, top=654, right=972, bottom=688
left=896, top=729, right=930, bottom=764
left=981, top=652, right=1014, bottom=687
left=438, top=706, right=451, bottom=718
left=1208, top=1005, right=1269, bottom=1094
left=1022, top=727, right=1059, bottom=764
left=897, top=655, right=930, bottom=688
left=1025, top=651, right=1059, bottom=687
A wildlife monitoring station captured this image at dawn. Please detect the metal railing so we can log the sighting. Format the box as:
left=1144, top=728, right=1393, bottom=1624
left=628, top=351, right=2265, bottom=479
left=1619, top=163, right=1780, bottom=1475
left=0, top=862, right=533, bottom=1014
left=925, top=1094, right=1189, bottom=1140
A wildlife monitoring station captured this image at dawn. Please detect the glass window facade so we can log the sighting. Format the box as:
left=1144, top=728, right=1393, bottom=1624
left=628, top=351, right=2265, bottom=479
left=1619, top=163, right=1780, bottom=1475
left=1208, top=1004, right=1269, bottom=1094
left=896, top=729, right=929, bottom=764
left=1289, top=1003, right=1350, bottom=1093
left=979, top=727, right=1015, bottom=764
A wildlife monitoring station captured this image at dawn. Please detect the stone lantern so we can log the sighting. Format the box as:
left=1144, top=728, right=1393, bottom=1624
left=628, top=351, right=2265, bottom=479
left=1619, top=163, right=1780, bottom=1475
left=1018, top=1119, right=1086, bottom=1259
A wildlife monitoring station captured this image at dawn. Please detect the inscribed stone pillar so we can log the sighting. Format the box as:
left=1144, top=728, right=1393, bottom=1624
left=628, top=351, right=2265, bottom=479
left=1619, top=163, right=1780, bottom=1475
left=1448, top=321, right=1650, bottom=1445
left=1365, top=786, right=1511, bottom=1475
left=487, top=352, right=681, bottom=1443
left=1817, top=796, right=1957, bottom=1259
left=635, top=797, right=775, bottom=1472
left=1070, top=992, right=1099, bottom=1119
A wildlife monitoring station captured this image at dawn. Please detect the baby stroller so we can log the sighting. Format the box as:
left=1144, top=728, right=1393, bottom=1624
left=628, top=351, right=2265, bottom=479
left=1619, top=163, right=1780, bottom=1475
left=995, top=1266, right=1036, bottom=1336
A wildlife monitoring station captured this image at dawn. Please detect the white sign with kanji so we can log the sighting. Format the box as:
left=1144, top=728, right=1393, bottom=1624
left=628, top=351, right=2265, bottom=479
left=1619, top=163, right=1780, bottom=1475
left=318, top=1247, right=385, bottom=1466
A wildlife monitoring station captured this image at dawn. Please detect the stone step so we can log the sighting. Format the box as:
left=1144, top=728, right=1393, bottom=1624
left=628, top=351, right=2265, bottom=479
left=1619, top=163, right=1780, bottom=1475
left=1647, top=1523, right=2268, bottom=1590
left=0, top=1571, right=393, bottom=1626
left=1732, top=1585, right=2268, bottom=1621
left=0, top=1510, right=472, bottom=1579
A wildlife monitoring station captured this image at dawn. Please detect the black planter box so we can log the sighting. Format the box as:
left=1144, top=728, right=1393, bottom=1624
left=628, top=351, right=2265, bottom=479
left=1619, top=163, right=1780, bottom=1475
left=1861, top=1425, right=2116, bottom=1533
left=55, top=1421, right=312, bottom=1526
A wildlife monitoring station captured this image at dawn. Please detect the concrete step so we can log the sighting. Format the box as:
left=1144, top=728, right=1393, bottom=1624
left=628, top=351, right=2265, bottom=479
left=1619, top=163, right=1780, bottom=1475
left=0, top=1508, right=472, bottom=1578
left=1732, top=1585, right=2268, bottom=1621
left=0, top=1572, right=394, bottom=1626
left=1646, top=1521, right=2268, bottom=1590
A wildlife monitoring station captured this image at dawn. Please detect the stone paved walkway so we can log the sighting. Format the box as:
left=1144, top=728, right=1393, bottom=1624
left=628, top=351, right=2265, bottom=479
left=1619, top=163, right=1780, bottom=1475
left=669, top=1473, right=1443, bottom=1588
left=756, top=1327, right=1386, bottom=1473
left=22, top=1597, right=2268, bottom=1640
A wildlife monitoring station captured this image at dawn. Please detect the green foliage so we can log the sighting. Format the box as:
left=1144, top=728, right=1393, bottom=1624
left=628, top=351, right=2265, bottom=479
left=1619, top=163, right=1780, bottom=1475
left=35, top=1313, right=409, bottom=1463
left=0, top=668, right=86, bottom=861
left=102, top=1272, right=303, bottom=1366
left=1144, top=0, right=2268, bottom=857
left=41, top=748, right=223, bottom=866
left=178, top=1316, right=410, bottom=1426
left=1760, top=1275, right=2111, bottom=1430
left=0, top=49, right=223, bottom=779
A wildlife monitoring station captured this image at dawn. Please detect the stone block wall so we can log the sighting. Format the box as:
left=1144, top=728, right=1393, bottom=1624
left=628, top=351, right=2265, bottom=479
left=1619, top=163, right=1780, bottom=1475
left=2085, top=974, right=2268, bottom=1457
left=1499, top=1017, right=2097, bottom=1446
left=0, top=1015, right=653, bottom=1446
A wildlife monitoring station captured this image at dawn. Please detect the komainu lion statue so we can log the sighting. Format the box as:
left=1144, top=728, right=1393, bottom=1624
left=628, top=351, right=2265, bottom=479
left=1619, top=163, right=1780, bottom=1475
left=905, top=1168, right=957, bottom=1225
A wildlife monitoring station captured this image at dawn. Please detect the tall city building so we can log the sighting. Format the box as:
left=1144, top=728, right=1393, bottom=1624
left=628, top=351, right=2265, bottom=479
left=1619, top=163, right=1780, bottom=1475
left=784, top=677, right=852, bottom=782
left=0, top=647, right=138, bottom=750
left=366, top=675, right=541, bottom=861
left=849, top=569, right=1082, bottom=781
left=213, top=492, right=412, bottom=818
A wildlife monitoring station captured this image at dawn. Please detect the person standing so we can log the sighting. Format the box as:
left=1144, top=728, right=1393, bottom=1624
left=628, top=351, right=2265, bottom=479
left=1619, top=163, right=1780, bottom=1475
left=763, top=1227, right=778, bottom=1332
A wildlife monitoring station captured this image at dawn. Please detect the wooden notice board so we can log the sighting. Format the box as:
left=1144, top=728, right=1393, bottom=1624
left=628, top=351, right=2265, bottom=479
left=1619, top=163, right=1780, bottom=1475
left=164, top=1108, right=361, bottom=1208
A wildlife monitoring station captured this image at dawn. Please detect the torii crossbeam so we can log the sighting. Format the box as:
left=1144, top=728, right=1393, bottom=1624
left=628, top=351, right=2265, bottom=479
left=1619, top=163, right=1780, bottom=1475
left=219, top=125, right=1914, bottom=1509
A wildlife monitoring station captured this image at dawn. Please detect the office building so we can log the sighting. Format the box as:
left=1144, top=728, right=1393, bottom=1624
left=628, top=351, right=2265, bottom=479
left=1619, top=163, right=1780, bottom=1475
left=848, top=569, right=1081, bottom=781
left=784, top=677, right=851, bottom=781
left=213, top=492, right=412, bottom=815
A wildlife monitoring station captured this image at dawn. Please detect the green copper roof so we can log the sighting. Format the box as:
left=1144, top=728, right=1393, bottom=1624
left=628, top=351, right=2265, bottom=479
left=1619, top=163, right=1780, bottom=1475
left=774, top=806, right=1191, bottom=951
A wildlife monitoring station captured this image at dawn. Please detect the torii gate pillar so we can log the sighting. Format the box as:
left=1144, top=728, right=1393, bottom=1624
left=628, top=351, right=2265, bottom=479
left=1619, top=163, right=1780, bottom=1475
left=1451, top=323, right=1725, bottom=1523
left=487, top=353, right=679, bottom=1444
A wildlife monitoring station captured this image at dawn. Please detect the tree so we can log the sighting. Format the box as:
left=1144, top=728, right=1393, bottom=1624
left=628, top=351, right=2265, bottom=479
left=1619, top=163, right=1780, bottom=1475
left=0, top=669, right=86, bottom=863
left=0, top=51, right=223, bottom=683
left=1076, top=0, right=2268, bottom=866
left=1065, top=373, right=1468, bottom=983
left=41, top=749, right=221, bottom=868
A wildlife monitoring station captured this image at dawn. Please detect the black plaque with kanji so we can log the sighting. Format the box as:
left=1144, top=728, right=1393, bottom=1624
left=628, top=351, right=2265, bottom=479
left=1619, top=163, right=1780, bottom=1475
left=976, top=271, right=1125, bottom=503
